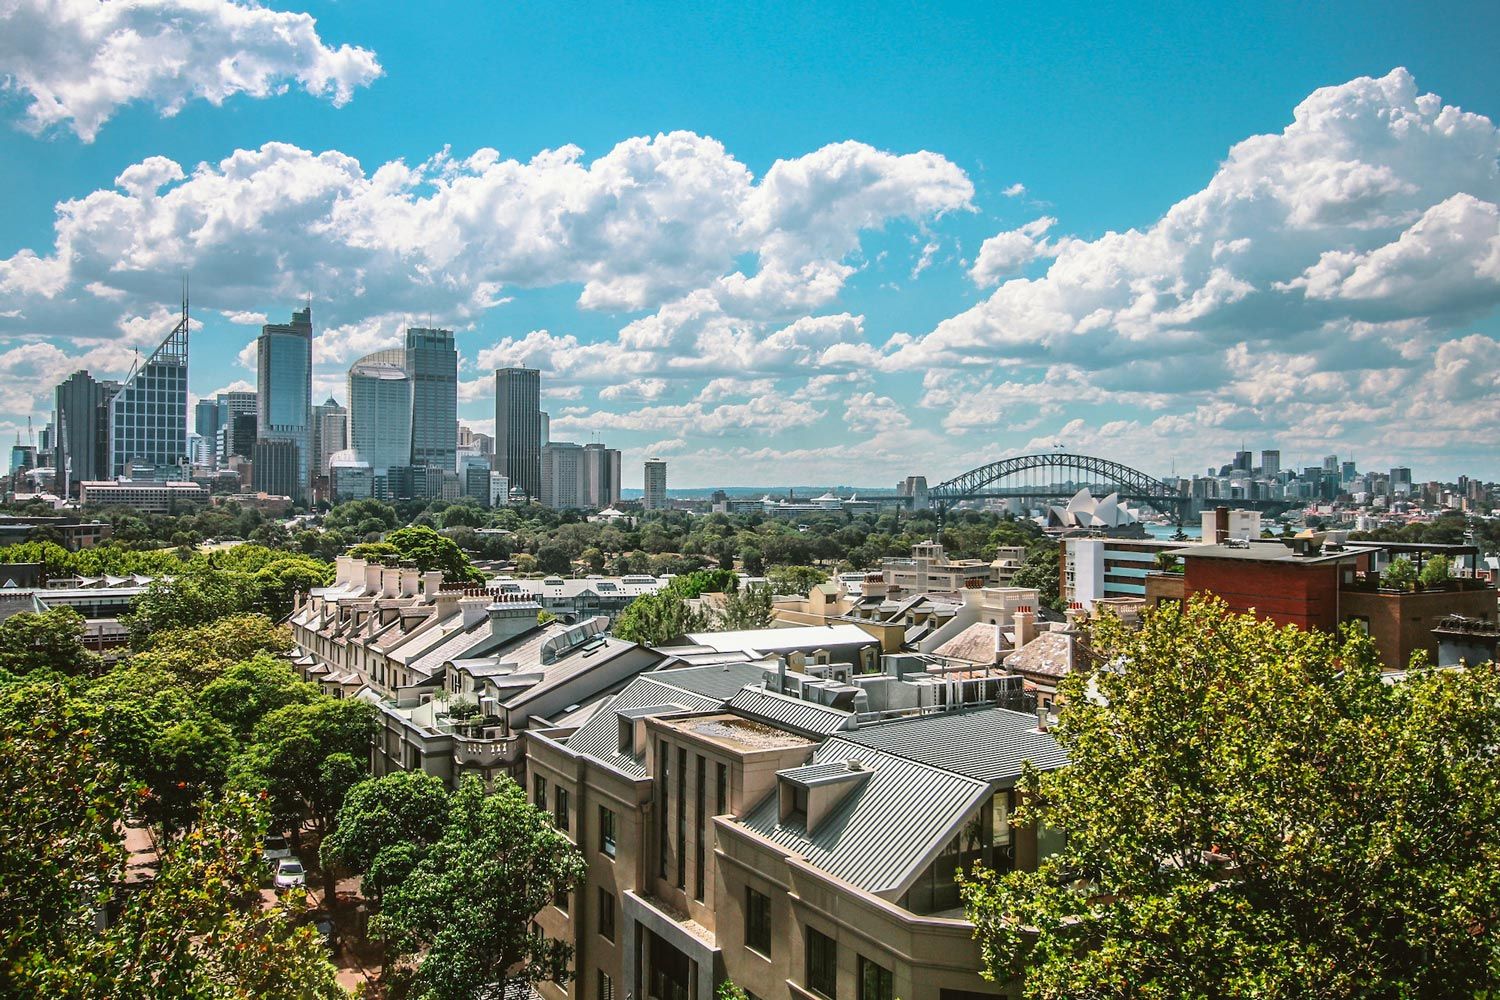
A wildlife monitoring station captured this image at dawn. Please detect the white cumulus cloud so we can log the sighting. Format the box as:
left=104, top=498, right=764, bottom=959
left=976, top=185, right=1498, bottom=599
left=0, top=0, right=382, bottom=141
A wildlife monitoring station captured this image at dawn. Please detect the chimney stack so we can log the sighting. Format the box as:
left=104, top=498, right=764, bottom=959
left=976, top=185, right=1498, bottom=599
left=1014, top=606, right=1037, bottom=649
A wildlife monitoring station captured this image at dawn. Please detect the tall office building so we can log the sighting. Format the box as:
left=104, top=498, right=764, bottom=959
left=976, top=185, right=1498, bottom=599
left=540, top=441, right=585, bottom=508
left=1340, top=460, right=1357, bottom=484
left=1322, top=454, right=1339, bottom=475
left=540, top=411, right=550, bottom=449
left=1233, top=450, right=1252, bottom=472
left=256, top=307, right=314, bottom=502
left=194, top=399, right=219, bottom=438
left=311, top=397, right=348, bottom=478
left=110, top=304, right=189, bottom=478
left=495, top=367, right=542, bottom=499
left=643, top=457, right=668, bottom=510
left=405, top=327, right=458, bottom=473
left=348, top=352, right=413, bottom=494
left=583, top=443, right=621, bottom=508
left=54, top=371, right=118, bottom=497
left=1389, top=467, right=1413, bottom=495
left=1260, top=450, right=1281, bottom=478
left=253, top=439, right=300, bottom=499
left=216, top=391, right=256, bottom=430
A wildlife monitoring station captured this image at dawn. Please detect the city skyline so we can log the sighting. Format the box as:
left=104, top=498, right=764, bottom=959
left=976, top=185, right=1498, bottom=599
left=3, top=3, right=1499, bottom=486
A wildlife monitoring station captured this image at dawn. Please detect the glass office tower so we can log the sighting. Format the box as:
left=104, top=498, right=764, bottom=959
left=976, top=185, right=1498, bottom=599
left=256, top=307, right=314, bottom=502
left=495, top=367, right=541, bottom=500
left=109, top=308, right=189, bottom=478
left=405, top=327, right=457, bottom=475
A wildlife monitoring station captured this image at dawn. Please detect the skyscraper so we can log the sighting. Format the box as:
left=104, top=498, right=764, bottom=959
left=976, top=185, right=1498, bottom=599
left=540, top=441, right=585, bottom=508
left=643, top=458, right=667, bottom=510
left=495, top=367, right=541, bottom=499
left=256, top=307, right=314, bottom=503
left=194, top=399, right=219, bottom=438
left=1260, top=450, right=1281, bottom=478
left=348, top=351, right=413, bottom=497
left=110, top=303, right=189, bottom=478
left=54, top=371, right=118, bottom=497
left=311, top=397, right=348, bottom=478
left=583, top=443, right=622, bottom=509
left=405, top=327, right=457, bottom=473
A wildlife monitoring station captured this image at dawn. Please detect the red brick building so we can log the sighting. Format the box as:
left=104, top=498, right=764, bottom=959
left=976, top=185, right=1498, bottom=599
left=1168, top=539, right=1498, bottom=670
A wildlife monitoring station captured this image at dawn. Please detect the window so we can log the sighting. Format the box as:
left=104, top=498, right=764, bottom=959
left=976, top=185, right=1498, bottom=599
left=599, top=805, right=617, bottom=858
left=858, top=956, right=892, bottom=1000
left=694, top=755, right=706, bottom=901
left=745, top=887, right=772, bottom=957
left=806, top=927, right=837, bottom=999
left=534, top=773, right=547, bottom=810
left=555, top=787, right=571, bottom=833
left=598, top=887, right=616, bottom=941
left=676, top=746, right=687, bottom=889
left=657, top=739, right=669, bottom=879
left=598, top=971, right=614, bottom=1000
left=555, top=888, right=569, bottom=913
left=716, top=762, right=727, bottom=816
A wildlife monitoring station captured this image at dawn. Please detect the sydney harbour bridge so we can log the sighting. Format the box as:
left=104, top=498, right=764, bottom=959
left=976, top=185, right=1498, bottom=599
left=914, top=452, right=1192, bottom=523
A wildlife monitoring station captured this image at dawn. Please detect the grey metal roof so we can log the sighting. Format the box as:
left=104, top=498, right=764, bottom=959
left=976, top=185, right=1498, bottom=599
left=727, top=687, right=854, bottom=738
left=567, top=661, right=769, bottom=775
left=736, top=738, right=990, bottom=897
left=838, top=707, right=1069, bottom=786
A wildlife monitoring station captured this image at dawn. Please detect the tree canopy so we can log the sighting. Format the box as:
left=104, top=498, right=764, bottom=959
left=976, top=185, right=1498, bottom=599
left=0, top=684, right=343, bottom=998
left=372, top=775, right=584, bottom=1000
left=961, top=596, right=1500, bottom=999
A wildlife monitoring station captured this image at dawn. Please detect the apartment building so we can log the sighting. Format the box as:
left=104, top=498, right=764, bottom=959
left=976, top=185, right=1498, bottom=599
left=289, top=556, right=664, bottom=782
left=525, top=663, right=1069, bottom=1000
left=1060, top=536, right=1191, bottom=608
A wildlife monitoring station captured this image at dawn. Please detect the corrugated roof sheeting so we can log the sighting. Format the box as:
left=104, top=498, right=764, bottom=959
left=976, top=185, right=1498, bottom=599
left=567, top=662, right=768, bottom=775
left=737, top=738, right=989, bottom=896
left=727, top=687, right=854, bottom=737
left=839, top=707, right=1069, bottom=784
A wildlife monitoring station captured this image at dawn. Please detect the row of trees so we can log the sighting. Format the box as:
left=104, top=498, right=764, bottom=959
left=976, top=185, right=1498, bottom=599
left=1, top=686, right=344, bottom=997
left=0, top=626, right=359, bottom=995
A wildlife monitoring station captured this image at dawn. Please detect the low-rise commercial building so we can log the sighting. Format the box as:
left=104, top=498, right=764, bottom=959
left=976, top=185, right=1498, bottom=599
left=79, top=479, right=210, bottom=512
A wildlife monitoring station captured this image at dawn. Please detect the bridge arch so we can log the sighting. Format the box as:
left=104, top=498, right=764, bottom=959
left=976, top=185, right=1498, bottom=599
left=928, top=452, right=1187, bottom=521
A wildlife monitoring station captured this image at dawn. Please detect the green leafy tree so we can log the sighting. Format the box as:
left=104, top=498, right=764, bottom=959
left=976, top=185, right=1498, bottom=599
left=717, top=583, right=774, bottom=630
left=130, top=614, right=292, bottom=689
left=766, top=564, right=827, bottom=596
left=198, top=653, right=318, bottom=740
left=231, top=697, right=374, bottom=835
left=740, top=546, right=765, bottom=576
left=1011, top=543, right=1061, bottom=610
left=0, top=686, right=344, bottom=998
left=0, top=606, right=100, bottom=678
left=535, top=543, right=573, bottom=575
left=321, top=771, right=451, bottom=885
left=0, top=684, right=126, bottom=992
left=373, top=775, right=584, bottom=1000
left=1383, top=556, right=1418, bottom=591
left=960, top=596, right=1500, bottom=999
left=69, top=793, right=345, bottom=998
left=1418, top=553, right=1453, bottom=588
left=121, top=568, right=254, bottom=647
left=382, top=525, right=486, bottom=583
left=665, top=568, right=739, bottom=598
left=611, top=591, right=710, bottom=646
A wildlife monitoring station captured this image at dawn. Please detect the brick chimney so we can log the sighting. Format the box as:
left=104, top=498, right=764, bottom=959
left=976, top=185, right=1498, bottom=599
left=363, top=562, right=382, bottom=594
left=1013, top=606, right=1037, bottom=649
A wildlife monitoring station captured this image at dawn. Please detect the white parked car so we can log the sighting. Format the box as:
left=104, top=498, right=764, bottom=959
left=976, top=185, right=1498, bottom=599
left=273, top=858, right=306, bottom=891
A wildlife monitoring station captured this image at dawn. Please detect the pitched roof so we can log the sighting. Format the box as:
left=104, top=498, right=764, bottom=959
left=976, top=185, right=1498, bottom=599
left=736, top=738, right=990, bottom=897
left=1003, top=631, right=1073, bottom=679
left=566, top=661, right=770, bottom=776
left=726, top=687, right=855, bottom=737
left=837, top=706, right=1068, bottom=785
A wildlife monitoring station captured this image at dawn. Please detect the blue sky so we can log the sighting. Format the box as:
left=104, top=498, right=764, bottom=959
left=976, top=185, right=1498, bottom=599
left=2, top=1, right=1498, bottom=485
